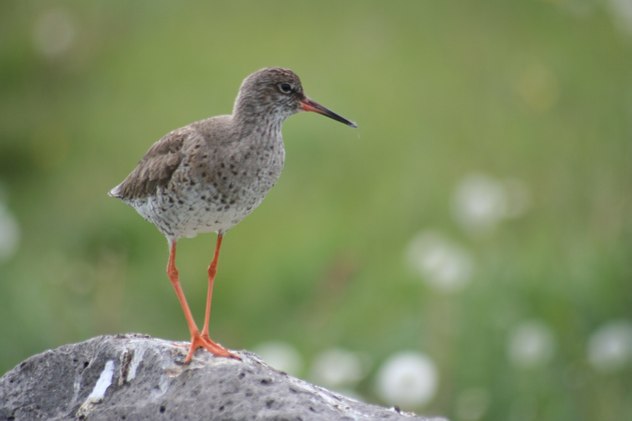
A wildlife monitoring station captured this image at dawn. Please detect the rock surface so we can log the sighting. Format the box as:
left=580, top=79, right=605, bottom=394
left=0, top=334, right=438, bottom=420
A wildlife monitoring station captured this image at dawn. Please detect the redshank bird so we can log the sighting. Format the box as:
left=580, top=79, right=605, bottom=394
left=109, top=67, right=356, bottom=363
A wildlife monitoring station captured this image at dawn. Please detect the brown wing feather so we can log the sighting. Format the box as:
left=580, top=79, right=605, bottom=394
left=111, top=129, right=189, bottom=200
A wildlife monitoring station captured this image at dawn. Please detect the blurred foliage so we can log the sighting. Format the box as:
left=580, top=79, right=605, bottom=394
left=1, top=0, right=631, bottom=419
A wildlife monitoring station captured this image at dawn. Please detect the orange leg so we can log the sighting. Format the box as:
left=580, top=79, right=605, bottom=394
left=200, top=234, right=239, bottom=359
left=201, top=233, right=223, bottom=338
left=166, top=240, right=238, bottom=363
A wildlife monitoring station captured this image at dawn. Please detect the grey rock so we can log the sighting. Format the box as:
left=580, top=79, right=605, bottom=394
left=0, top=334, right=437, bottom=421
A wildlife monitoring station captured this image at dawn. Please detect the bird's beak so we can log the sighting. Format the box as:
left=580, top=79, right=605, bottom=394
left=299, top=97, right=357, bottom=128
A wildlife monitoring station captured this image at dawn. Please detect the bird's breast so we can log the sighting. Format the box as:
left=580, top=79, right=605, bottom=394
left=243, top=139, right=285, bottom=198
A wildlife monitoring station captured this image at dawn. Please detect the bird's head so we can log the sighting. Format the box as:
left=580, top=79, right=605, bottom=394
left=234, top=67, right=357, bottom=128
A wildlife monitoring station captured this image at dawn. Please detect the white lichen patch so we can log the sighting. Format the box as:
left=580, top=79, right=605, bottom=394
left=88, top=360, right=115, bottom=401
left=76, top=360, right=115, bottom=417
left=126, top=345, right=146, bottom=382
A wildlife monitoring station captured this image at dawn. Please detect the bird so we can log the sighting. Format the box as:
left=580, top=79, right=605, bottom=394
left=109, top=67, right=357, bottom=363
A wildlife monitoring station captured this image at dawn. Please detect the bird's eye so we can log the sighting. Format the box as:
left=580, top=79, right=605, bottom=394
left=278, top=83, right=293, bottom=94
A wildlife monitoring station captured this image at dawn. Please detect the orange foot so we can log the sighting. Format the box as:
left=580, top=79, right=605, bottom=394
left=184, top=332, right=241, bottom=363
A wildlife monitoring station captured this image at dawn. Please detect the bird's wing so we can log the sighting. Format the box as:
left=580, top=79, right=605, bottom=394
left=110, top=128, right=190, bottom=200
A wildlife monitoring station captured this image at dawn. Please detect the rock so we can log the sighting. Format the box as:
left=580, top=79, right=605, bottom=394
left=0, top=334, right=438, bottom=420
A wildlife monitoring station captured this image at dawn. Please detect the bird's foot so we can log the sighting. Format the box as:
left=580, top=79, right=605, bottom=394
left=183, top=332, right=241, bottom=363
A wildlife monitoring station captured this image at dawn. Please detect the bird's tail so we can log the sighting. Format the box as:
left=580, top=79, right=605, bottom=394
left=108, top=184, right=122, bottom=198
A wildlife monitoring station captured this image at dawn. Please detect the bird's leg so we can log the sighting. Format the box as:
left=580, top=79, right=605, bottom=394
left=201, top=233, right=223, bottom=338
left=166, top=240, right=200, bottom=341
left=199, top=233, right=239, bottom=359
left=166, top=240, right=235, bottom=362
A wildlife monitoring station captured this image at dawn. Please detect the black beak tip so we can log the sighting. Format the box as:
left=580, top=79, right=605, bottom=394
left=300, top=97, right=357, bottom=128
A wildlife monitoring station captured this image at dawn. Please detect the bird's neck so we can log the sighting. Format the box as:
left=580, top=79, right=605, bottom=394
left=232, top=102, right=286, bottom=140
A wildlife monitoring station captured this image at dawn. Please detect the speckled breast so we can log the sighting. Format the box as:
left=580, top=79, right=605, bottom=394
left=130, top=135, right=285, bottom=239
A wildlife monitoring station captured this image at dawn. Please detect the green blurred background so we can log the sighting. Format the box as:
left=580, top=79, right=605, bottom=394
left=1, top=0, right=631, bottom=419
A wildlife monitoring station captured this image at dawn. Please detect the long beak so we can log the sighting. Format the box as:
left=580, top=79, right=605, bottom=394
left=299, top=97, right=357, bottom=128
